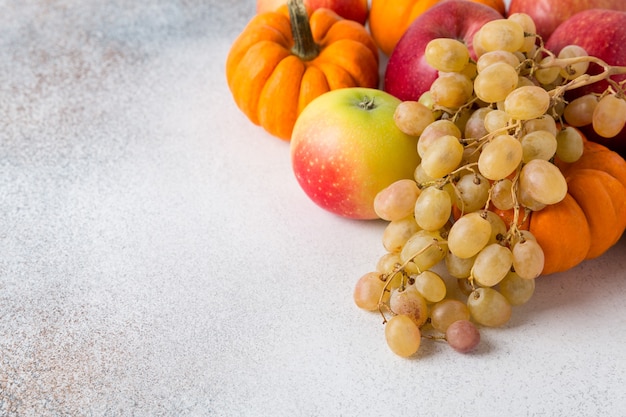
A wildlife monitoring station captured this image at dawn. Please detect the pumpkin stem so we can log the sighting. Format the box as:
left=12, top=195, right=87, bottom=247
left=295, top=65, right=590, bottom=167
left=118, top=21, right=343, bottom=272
left=288, top=0, right=320, bottom=61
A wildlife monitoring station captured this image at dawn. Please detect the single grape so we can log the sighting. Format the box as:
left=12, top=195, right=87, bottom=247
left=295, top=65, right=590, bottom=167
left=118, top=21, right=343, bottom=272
left=478, top=134, right=523, bottom=180
left=390, top=284, right=429, bottom=327
left=518, top=159, right=567, bottom=205
left=592, top=94, right=626, bottom=138
left=512, top=238, right=545, bottom=279
left=499, top=270, right=535, bottom=306
left=353, top=272, right=386, bottom=311
left=447, top=211, right=492, bottom=259
left=421, top=134, right=464, bottom=179
left=446, top=319, right=481, bottom=353
left=534, top=56, right=561, bottom=85
left=430, top=72, right=474, bottom=109
left=394, top=100, right=436, bottom=137
left=563, top=94, right=598, bottom=127
left=476, top=50, right=520, bottom=72
left=413, top=270, right=447, bottom=303
left=506, top=12, right=537, bottom=53
left=382, top=216, right=421, bottom=253
left=418, top=119, right=462, bottom=158
left=522, top=114, right=558, bottom=137
left=557, top=45, right=589, bottom=80
left=467, top=287, right=512, bottom=327
left=385, top=314, right=421, bottom=357
left=454, top=173, right=490, bottom=213
left=478, top=19, right=525, bottom=52
left=425, top=38, right=471, bottom=73
left=555, top=126, right=584, bottom=163
left=520, top=130, right=557, bottom=163
left=430, top=299, right=471, bottom=333
left=483, top=210, right=507, bottom=245
left=376, top=252, right=401, bottom=274
left=491, top=178, right=515, bottom=211
left=474, top=62, right=519, bottom=104
left=400, top=230, right=448, bottom=272
left=374, top=179, right=421, bottom=221
left=464, top=107, right=491, bottom=139
left=414, top=186, right=452, bottom=231
left=414, top=163, right=435, bottom=185
left=471, top=243, right=513, bottom=287
left=483, top=109, right=510, bottom=134
left=445, top=250, right=476, bottom=279
left=504, top=86, right=550, bottom=121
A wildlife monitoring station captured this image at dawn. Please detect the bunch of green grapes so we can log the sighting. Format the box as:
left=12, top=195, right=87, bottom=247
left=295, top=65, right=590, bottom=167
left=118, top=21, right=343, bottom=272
left=353, top=13, right=626, bottom=358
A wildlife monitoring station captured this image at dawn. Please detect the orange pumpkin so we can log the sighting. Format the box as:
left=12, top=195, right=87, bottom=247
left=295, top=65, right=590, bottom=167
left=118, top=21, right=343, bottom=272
left=368, top=0, right=506, bottom=56
left=511, top=135, right=626, bottom=275
left=225, top=0, right=379, bottom=140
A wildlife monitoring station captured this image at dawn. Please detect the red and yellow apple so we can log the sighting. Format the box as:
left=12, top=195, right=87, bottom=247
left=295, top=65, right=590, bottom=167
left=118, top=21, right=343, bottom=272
left=546, top=9, right=626, bottom=156
left=508, top=0, right=626, bottom=41
left=256, top=0, right=369, bottom=25
left=383, top=0, right=502, bottom=102
left=290, top=88, right=420, bottom=220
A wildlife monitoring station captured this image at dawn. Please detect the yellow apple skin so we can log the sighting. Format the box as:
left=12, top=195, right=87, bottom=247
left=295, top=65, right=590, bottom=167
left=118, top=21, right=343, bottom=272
left=290, top=88, right=420, bottom=220
left=256, top=0, right=369, bottom=25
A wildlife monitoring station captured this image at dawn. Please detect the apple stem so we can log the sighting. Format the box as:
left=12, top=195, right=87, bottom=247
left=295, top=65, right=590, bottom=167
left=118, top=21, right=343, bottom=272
left=359, top=96, right=377, bottom=110
left=288, top=0, right=319, bottom=61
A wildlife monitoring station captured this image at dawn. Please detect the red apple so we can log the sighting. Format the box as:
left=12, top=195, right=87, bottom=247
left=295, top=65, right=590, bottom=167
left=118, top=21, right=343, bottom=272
left=508, top=0, right=626, bottom=41
left=290, top=88, right=420, bottom=220
left=546, top=9, right=626, bottom=156
left=383, top=0, right=502, bottom=102
left=256, top=0, right=369, bottom=25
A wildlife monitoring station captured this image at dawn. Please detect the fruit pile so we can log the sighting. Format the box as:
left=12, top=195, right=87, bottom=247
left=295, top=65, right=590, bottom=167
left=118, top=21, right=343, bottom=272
left=353, top=13, right=626, bottom=357
left=226, top=0, right=626, bottom=358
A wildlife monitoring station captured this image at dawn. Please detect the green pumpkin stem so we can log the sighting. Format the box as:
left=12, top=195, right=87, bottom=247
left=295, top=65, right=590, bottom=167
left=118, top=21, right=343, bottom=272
left=288, top=0, right=320, bottom=61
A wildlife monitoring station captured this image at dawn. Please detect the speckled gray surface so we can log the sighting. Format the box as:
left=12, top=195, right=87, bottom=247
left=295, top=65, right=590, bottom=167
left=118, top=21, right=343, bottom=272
left=1, top=1, right=625, bottom=416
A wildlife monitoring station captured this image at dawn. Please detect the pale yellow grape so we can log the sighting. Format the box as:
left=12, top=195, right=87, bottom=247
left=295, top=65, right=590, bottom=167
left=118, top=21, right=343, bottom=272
left=556, top=126, right=584, bottom=163
left=472, top=28, right=487, bottom=58
left=471, top=243, right=513, bottom=287
left=467, top=287, right=512, bottom=327
left=507, top=12, right=537, bottom=53
left=414, top=163, right=435, bottom=185
left=483, top=109, right=510, bottom=134
left=400, top=230, right=448, bottom=272
left=563, top=94, right=598, bottom=127
left=499, top=271, right=535, bottom=306
left=516, top=183, right=546, bottom=211
left=523, top=114, right=558, bottom=137
left=414, top=186, right=452, bottom=231
left=504, top=86, right=550, bottom=120
left=376, top=252, right=401, bottom=274
left=483, top=210, right=507, bottom=245
left=478, top=134, right=523, bottom=180
left=417, top=119, right=461, bottom=158
left=535, top=56, right=561, bottom=85
left=374, top=179, right=421, bottom=221
left=430, top=299, right=471, bottom=333
left=430, top=72, right=474, bottom=109
left=520, top=130, right=557, bottom=162
left=473, top=62, right=519, bottom=103
left=459, top=61, right=478, bottom=80
left=592, top=94, right=626, bottom=138
left=448, top=212, right=492, bottom=259
left=385, top=314, right=421, bottom=357
left=464, top=107, right=491, bottom=139
left=476, top=50, right=520, bottom=72
left=518, top=159, right=567, bottom=205
left=394, top=100, right=436, bottom=137
left=421, top=135, right=464, bottom=178
left=382, top=216, right=421, bottom=253
left=413, top=270, right=446, bottom=303
left=454, top=173, right=490, bottom=213
left=390, top=284, right=429, bottom=327
left=353, top=272, right=386, bottom=311
left=516, top=76, right=536, bottom=88
left=557, top=45, right=589, bottom=80
left=425, top=38, right=470, bottom=72
left=445, top=250, right=476, bottom=279
left=478, top=19, right=525, bottom=52
left=512, top=238, right=545, bottom=279
left=491, top=178, right=515, bottom=211
left=509, top=229, right=537, bottom=247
